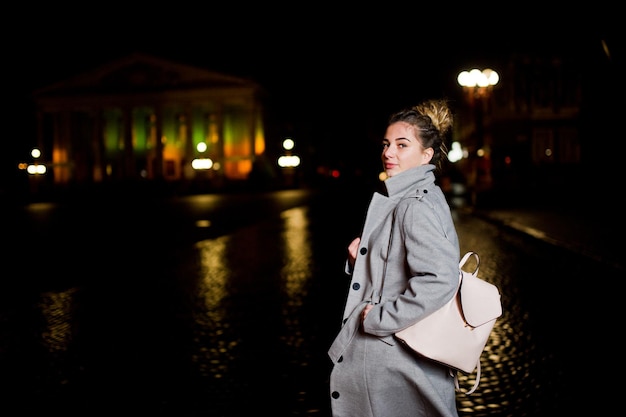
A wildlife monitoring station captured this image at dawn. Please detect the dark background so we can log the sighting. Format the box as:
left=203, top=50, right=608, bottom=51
left=3, top=5, right=623, bottom=188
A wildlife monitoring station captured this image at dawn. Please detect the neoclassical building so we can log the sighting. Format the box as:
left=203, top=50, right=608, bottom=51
left=32, top=53, right=269, bottom=191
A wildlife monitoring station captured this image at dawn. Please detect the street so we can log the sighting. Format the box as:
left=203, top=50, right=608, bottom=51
left=0, top=187, right=620, bottom=416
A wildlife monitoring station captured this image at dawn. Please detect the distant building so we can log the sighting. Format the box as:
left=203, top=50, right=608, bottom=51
left=490, top=52, right=583, bottom=180
left=451, top=47, right=595, bottom=204
left=31, top=53, right=270, bottom=193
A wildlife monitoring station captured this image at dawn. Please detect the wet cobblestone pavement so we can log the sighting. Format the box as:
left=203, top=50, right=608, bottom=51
left=0, top=187, right=621, bottom=416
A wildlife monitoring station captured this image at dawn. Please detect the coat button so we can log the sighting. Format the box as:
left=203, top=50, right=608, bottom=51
left=352, top=283, right=360, bottom=290
left=424, top=189, right=428, bottom=193
left=360, top=247, right=367, bottom=255
left=331, top=391, right=340, bottom=399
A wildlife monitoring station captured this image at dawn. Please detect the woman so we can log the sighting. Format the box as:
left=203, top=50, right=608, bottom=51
left=328, top=99, right=461, bottom=417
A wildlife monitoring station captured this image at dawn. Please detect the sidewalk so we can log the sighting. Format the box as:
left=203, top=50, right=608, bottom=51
left=467, top=186, right=625, bottom=273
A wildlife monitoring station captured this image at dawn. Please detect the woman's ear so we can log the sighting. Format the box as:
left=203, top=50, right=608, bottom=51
left=422, top=147, right=434, bottom=164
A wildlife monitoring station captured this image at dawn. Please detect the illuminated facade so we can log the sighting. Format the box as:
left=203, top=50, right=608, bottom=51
left=32, top=53, right=267, bottom=189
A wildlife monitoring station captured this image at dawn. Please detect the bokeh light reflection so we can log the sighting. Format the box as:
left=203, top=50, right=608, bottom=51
left=39, top=288, right=78, bottom=352
left=192, top=236, right=233, bottom=379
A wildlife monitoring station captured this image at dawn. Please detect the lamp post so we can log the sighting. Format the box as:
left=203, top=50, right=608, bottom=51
left=278, top=138, right=300, bottom=188
left=457, top=68, right=499, bottom=149
left=457, top=68, right=499, bottom=205
left=17, top=147, right=47, bottom=197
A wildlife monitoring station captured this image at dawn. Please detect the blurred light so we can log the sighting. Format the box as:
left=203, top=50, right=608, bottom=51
left=40, top=289, right=75, bottom=352
left=31, top=148, right=41, bottom=159
left=27, top=164, right=46, bottom=175
left=457, top=68, right=499, bottom=88
left=483, top=69, right=499, bottom=86
left=601, top=39, right=611, bottom=60
left=448, top=141, right=464, bottom=163
left=281, top=206, right=312, bottom=298
left=278, top=155, right=300, bottom=168
left=195, top=220, right=211, bottom=228
left=283, top=138, right=295, bottom=150
left=197, top=142, right=208, bottom=153
left=192, top=158, right=213, bottom=170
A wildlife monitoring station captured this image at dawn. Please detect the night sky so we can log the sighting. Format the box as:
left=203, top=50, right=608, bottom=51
left=3, top=5, right=622, bottom=188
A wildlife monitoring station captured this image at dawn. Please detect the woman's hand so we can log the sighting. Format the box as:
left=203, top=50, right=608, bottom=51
left=347, top=237, right=360, bottom=268
left=361, top=303, right=373, bottom=322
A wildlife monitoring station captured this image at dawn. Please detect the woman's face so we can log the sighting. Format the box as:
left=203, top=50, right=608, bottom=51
left=382, top=121, right=433, bottom=178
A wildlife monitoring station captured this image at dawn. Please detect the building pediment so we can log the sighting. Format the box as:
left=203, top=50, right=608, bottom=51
left=34, top=52, right=260, bottom=97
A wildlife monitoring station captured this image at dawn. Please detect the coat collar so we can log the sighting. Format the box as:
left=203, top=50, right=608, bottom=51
left=383, top=164, right=436, bottom=200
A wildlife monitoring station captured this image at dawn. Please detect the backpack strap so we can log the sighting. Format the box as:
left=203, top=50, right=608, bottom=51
left=451, top=360, right=481, bottom=395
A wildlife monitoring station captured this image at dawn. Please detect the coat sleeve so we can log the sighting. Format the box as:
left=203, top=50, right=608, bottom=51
left=344, top=259, right=354, bottom=275
left=362, top=198, right=460, bottom=336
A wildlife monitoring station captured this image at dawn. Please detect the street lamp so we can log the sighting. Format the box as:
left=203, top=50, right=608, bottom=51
left=458, top=68, right=498, bottom=117
left=278, top=138, right=300, bottom=188
left=457, top=68, right=499, bottom=205
left=18, top=148, right=47, bottom=175
left=278, top=138, right=300, bottom=168
left=16, top=147, right=47, bottom=196
left=457, top=69, right=499, bottom=93
left=457, top=67, right=499, bottom=147
left=191, top=142, right=214, bottom=171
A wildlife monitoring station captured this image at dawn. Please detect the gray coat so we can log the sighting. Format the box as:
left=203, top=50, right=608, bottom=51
left=328, top=164, right=461, bottom=417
